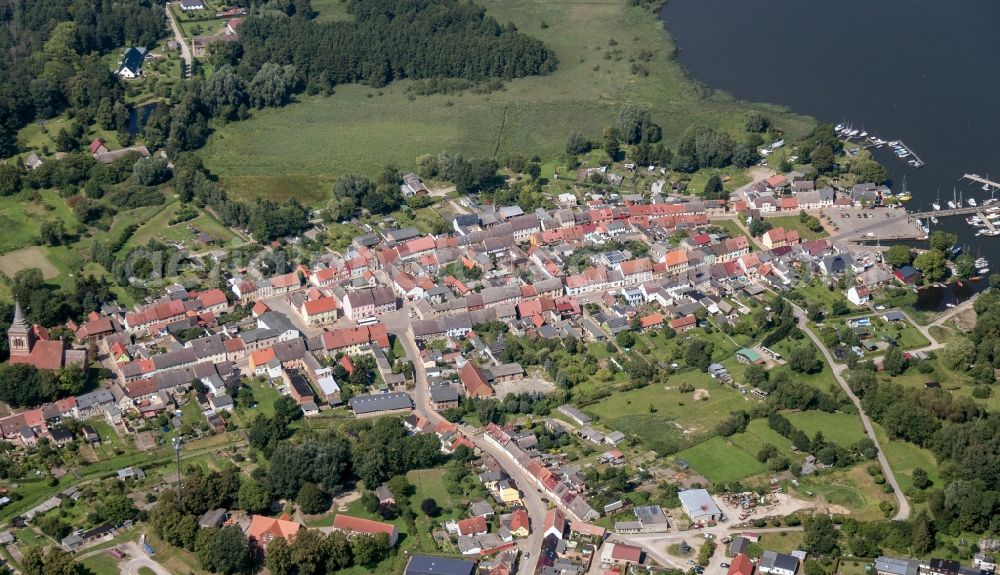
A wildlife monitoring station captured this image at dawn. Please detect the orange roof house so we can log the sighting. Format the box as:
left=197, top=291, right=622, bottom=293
left=455, top=515, right=488, bottom=536
left=509, top=507, right=530, bottom=536
left=668, top=314, right=697, bottom=332
left=247, top=514, right=301, bottom=551
left=332, top=514, right=398, bottom=546
left=639, top=314, right=663, bottom=329
left=459, top=362, right=494, bottom=398
left=249, top=348, right=276, bottom=372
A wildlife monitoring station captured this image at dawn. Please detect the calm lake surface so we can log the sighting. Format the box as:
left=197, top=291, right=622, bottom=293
left=660, top=0, right=1000, bottom=256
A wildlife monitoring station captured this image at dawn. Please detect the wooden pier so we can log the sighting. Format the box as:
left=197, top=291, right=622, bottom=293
left=962, top=173, right=1000, bottom=190
left=977, top=213, right=998, bottom=233
left=897, top=141, right=925, bottom=168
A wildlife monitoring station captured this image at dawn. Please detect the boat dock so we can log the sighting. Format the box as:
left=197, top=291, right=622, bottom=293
left=977, top=213, right=998, bottom=234
left=896, top=141, right=925, bottom=168
left=833, top=123, right=924, bottom=167
left=962, top=173, right=1000, bottom=190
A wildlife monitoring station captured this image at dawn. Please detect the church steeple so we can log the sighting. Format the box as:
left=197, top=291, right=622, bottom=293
left=11, top=300, right=26, bottom=329
left=8, top=300, right=33, bottom=357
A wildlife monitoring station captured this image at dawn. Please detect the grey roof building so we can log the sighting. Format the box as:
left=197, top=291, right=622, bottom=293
left=404, top=555, right=476, bottom=575
left=348, top=392, right=413, bottom=417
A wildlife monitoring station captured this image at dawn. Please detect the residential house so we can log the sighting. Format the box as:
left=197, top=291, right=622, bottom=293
left=332, top=514, right=399, bottom=546
left=117, top=47, right=146, bottom=78
left=246, top=515, right=301, bottom=552
left=759, top=551, right=799, bottom=575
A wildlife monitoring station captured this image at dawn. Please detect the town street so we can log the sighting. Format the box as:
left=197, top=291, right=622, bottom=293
left=393, top=310, right=549, bottom=575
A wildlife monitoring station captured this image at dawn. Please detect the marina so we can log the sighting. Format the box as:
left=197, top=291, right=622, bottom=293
left=835, top=124, right=925, bottom=168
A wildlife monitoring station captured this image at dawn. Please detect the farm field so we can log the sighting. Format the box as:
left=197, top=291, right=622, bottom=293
left=200, top=0, right=814, bottom=202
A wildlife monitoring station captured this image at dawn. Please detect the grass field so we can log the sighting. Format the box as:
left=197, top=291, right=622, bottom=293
left=783, top=411, right=865, bottom=447
left=200, top=0, right=813, bottom=202
left=126, top=201, right=240, bottom=250
left=795, top=465, right=895, bottom=521
left=0, top=246, right=60, bottom=279
left=81, top=552, right=121, bottom=575
left=674, top=435, right=767, bottom=483
left=872, top=422, right=940, bottom=495
left=586, top=360, right=760, bottom=454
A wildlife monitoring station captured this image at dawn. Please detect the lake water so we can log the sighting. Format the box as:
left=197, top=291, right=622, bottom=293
left=660, top=0, right=1000, bottom=257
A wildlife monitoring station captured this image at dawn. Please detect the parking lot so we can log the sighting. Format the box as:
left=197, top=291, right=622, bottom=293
left=822, top=205, right=924, bottom=239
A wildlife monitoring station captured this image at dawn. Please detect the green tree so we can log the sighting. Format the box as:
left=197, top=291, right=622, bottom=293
left=803, top=514, right=839, bottom=555
left=912, top=468, right=931, bottom=490
left=351, top=533, right=391, bottom=567
left=940, top=336, right=976, bottom=371
left=685, top=339, right=714, bottom=371
left=565, top=131, right=591, bottom=155
left=857, top=160, right=888, bottom=184
left=615, top=331, right=636, bottom=349
left=914, top=249, right=948, bottom=282
left=882, top=345, right=906, bottom=376
left=0, top=163, right=23, bottom=196
left=811, top=144, right=834, bottom=173
left=97, top=494, right=139, bottom=524
left=265, top=536, right=294, bottom=575
left=911, top=510, right=935, bottom=555
left=237, top=477, right=272, bottom=514
left=928, top=230, right=958, bottom=252
left=744, top=110, right=770, bottom=133
left=955, top=254, right=976, bottom=279
left=789, top=345, right=821, bottom=374
left=297, top=482, right=329, bottom=515
left=420, top=498, right=441, bottom=517
left=885, top=245, right=913, bottom=268
left=703, top=175, right=726, bottom=199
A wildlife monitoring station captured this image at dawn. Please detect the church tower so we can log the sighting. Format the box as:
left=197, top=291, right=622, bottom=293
left=8, top=300, right=34, bottom=357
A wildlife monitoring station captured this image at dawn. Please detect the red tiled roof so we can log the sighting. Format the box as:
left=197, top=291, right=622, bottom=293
left=302, top=297, right=338, bottom=316
left=668, top=314, right=696, bottom=330
left=456, top=515, right=488, bottom=536
left=198, top=288, right=228, bottom=308
left=333, top=514, right=397, bottom=538
left=728, top=553, right=754, bottom=575
left=611, top=543, right=643, bottom=563
left=460, top=362, right=494, bottom=398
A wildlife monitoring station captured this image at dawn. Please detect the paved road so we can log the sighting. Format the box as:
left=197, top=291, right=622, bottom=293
left=118, top=542, right=172, bottom=575
left=393, top=314, right=548, bottom=575
left=165, top=3, right=192, bottom=77
left=789, top=304, right=911, bottom=521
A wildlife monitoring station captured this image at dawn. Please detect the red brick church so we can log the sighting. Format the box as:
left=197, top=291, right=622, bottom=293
left=7, top=301, right=87, bottom=370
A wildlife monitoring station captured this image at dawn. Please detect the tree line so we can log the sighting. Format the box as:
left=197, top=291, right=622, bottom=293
left=239, top=0, right=558, bottom=92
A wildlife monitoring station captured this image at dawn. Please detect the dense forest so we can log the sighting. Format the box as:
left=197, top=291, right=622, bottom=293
left=0, top=0, right=166, bottom=156
left=239, top=0, right=558, bottom=90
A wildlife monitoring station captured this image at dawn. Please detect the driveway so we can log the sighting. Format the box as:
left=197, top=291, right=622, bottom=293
left=118, top=542, right=172, bottom=575
left=165, top=3, right=192, bottom=77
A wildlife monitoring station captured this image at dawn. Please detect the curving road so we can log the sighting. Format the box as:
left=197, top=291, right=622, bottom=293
left=788, top=303, right=911, bottom=520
